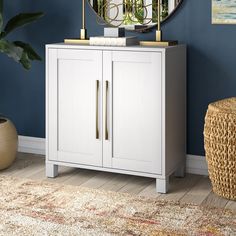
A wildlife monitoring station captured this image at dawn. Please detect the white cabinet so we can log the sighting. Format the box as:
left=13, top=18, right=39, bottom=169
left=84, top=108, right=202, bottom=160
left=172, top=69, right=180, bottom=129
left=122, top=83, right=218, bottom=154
left=46, top=44, right=186, bottom=193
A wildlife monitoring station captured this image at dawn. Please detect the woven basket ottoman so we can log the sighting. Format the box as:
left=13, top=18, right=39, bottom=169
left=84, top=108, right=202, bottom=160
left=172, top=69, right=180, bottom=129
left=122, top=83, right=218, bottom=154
left=204, top=97, right=236, bottom=200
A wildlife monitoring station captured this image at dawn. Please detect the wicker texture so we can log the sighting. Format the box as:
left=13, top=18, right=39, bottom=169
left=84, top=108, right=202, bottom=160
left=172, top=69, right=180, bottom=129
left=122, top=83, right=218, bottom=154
left=204, top=97, right=236, bottom=200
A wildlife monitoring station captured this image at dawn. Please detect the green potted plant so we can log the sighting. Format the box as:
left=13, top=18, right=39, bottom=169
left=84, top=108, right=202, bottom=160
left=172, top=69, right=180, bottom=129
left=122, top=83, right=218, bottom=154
left=0, top=0, right=44, bottom=169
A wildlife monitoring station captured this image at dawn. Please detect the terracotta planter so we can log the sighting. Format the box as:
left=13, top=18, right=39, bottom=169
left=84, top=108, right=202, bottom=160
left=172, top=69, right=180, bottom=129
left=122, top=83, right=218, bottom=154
left=0, top=118, right=18, bottom=170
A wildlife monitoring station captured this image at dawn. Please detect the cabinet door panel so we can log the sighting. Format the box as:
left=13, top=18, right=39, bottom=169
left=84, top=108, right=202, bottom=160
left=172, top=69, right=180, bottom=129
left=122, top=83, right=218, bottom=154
left=103, top=51, right=162, bottom=174
left=48, top=49, right=102, bottom=166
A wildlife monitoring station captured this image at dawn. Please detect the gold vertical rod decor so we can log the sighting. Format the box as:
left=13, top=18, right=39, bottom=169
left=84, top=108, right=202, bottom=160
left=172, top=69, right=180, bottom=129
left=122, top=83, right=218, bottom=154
left=156, top=0, right=162, bottom=42
left=80, top=0, right=87, bottom=40
left=138, top=0, right=179, bottom=46
left=82, top=0, right=85, bottom=29
left=63, top=0, right=90, bottom=43
left=157, top=0, right=160, bottom=31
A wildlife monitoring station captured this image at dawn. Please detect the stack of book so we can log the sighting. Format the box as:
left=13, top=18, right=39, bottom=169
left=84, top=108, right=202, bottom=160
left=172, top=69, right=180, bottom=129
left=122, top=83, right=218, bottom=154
left=89, top=27, right=138, bottom=46
left=89, top=36, right=138, bottom=46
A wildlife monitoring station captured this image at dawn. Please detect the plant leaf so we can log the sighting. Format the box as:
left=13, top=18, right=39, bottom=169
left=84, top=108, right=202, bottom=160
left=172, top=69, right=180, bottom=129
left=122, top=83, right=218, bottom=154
left=4, top=12, right=44, bottom=36
left=14, top=41, right=41, bottom=61
left=0, top=39, right=33, bottom=69
left=20, top=50, right=31, bottom=70
left=0, top=0, right=3, bottom=31
left=0, top=39, right=23, bottom=62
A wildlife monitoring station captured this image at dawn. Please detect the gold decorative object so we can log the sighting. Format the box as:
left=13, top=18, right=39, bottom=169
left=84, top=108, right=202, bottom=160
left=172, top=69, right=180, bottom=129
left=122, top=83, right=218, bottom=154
left=156, top=0, right=162, bottom=41
left=105, top=80, right=109, bottom=140
left=0, top=118, right=18, bottom=170
left=140, top=0, right=178, bottom=46
left=204, top=97, right=236, bottom=200
left=64, top=0, right=89, bottom=44
left=64, top=0, right=179, bottom=46
left=89, top=0, right=183, bottom=32
left=64, top=38, right=89, bottom=44
left=80, top=0, right=87, bottom=39
left=96, top=80, right=99, bottom=139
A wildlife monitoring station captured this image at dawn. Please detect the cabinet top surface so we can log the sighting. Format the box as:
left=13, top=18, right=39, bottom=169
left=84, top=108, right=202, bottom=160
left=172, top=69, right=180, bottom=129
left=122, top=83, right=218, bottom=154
left=46, top=43, right=186, bottom=52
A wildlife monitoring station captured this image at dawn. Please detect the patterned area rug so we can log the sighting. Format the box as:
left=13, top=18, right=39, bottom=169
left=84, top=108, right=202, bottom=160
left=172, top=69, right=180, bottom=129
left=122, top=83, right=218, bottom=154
left=0, top=175, right=235, bottom=236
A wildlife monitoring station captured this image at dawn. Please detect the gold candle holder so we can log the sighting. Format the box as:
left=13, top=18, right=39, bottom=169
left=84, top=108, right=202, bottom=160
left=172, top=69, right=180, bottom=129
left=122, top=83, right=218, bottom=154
left=64, top=0, right=89, bottom=45
left=140, top=0, right=178, bottom=47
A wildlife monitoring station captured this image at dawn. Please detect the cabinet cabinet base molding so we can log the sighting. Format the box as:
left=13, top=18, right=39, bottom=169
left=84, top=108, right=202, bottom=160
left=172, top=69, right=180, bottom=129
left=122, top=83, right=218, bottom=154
left=45, top=161, right=185, bottom=193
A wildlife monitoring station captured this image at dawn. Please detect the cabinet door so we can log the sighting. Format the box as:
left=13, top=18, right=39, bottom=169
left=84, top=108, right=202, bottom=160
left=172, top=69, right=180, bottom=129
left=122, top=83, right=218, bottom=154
left=103, top=51, right=162, bottom=174
left=47, top=49, right=103, bottom=166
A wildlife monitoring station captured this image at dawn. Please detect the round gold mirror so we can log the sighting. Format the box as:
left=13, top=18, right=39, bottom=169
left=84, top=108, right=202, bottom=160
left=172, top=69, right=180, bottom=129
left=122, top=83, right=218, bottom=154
left=88, top=0, right=183, bottom=32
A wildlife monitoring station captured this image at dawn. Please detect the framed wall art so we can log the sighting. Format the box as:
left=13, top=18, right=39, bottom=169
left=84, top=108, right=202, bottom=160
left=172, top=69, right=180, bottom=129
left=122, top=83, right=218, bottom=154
left=212, top=0, right=236, bottom=24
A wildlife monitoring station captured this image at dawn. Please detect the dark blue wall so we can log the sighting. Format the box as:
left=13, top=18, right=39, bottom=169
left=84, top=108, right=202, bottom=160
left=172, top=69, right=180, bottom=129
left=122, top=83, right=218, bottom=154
left=0, top=0, right=235, bottom=155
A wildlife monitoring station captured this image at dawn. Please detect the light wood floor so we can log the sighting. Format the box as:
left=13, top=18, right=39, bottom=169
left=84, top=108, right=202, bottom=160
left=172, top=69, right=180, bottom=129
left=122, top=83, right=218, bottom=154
left=1, top=152, right=235, bottom=211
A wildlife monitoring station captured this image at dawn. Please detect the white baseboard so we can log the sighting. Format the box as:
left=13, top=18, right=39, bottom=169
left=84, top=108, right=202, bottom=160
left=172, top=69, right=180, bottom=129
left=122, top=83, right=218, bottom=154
left=18, top=135, right=45, bottom=155
left=18, top=136, right=209, bottom=176
left=186, top=154, right=208, bottom=176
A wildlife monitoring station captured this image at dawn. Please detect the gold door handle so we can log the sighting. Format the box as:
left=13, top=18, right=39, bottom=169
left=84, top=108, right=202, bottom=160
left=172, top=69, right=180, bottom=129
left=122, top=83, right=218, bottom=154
left=96, top=80, right=99, bottom=139
left=105, top=81, right=109, bottom=140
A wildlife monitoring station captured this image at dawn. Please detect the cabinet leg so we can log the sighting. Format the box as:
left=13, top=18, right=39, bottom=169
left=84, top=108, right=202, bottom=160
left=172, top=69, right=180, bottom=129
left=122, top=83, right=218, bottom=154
left=46, top=163, right=58, bottom=178
left=156, top=177, right=169, bottom=193
left=174, top=164, right=186, bottom=178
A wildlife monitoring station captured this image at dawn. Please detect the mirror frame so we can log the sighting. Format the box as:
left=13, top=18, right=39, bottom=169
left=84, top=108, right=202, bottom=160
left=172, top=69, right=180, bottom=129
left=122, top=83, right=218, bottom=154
left=87, top=0, right=183, bottom=32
